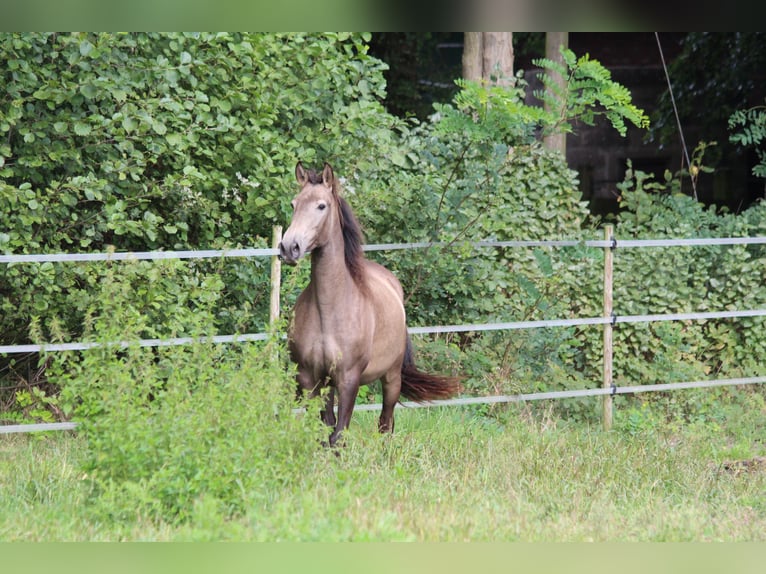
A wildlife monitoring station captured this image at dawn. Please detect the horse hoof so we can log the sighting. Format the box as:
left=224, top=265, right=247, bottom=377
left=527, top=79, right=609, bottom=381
left=325, top=432, right=346, bottom=448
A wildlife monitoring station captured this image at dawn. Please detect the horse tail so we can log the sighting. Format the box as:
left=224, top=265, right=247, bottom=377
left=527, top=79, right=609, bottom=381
left=400, top=336, right=462, bottom=402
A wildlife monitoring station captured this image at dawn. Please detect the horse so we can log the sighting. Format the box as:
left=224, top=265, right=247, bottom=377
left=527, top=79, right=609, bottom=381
left=278, top=162, right=461, bottom=446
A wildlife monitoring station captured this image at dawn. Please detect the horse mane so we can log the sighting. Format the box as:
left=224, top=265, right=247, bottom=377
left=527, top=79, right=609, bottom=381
left=304, top=168, right=368, bottom=291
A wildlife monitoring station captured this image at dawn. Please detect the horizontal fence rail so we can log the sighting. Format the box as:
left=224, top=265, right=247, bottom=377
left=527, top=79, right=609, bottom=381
left=355, top=375, right=766, bottom=411
left=2, top=233, right=765, bottom=434
left=0, top=333, right=271, bottom=354
left=0, top=422, right=78, bottom=434
left=3, top=235, right=766, bottom=264
left=0, top=247, right=278, bottom=264
left=2, top=309, right=766, bottom=355
left=3, top=376, right=765, bottom=435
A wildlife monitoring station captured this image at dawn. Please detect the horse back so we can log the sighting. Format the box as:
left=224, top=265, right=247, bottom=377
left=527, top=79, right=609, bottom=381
left=363, top=259, right=405, bottom=303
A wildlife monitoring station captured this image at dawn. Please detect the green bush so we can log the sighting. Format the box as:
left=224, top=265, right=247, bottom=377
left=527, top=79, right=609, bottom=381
left=350, top=71, right=765, bottom=423
left=4, top=34, right=764, bottom=430
left=610, top=163, right=766, bottom=388
left=0, top=32, right=397, bottom=345
left=339, top=65, right=631, bottom=419
left=45, top=260, right=326, bottom=524
left=0, top=32, right=400, bottom=417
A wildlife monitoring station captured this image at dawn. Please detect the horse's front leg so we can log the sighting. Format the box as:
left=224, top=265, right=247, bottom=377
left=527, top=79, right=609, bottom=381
left=328, top=374, right=360, bottom=447
left=297, top=369, right=335, bottom=427
left=321, top=386, right=336, bottom=427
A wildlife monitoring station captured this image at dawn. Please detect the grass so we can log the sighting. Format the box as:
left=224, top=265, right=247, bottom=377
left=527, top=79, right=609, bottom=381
left=6, top=257, right=763, bottom=543
left=2, top=399, right=765, bottom=542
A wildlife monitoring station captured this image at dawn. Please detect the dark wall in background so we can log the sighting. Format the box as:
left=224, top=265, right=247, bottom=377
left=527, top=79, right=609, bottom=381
left=370, top=32, right=765, bottom=215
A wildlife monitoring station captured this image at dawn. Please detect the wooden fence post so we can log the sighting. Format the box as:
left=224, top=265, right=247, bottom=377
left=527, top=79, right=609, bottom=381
left=269, top=225, right=282, bottom=325
left=602, top=225, right=615, bottom=430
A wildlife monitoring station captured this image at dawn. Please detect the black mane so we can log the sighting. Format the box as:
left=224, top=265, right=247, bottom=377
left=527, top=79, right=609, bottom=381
left=338, top=196, right=366, bottom=288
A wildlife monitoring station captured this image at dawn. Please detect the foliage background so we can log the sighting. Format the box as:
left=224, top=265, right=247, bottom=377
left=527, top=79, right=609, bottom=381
left=1, top=31, right=765, bottom=533
left=1, top=32, right=400, bottom=347
left=1, top=31, right=765, bottom=429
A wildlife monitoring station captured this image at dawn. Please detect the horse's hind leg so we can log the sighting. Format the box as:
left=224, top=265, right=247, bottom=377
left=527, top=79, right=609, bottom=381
left=378, top=368, right=402, bottom=434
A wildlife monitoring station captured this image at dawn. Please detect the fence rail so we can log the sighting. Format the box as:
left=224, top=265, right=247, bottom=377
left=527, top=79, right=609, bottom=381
left=2, top=231, right=765, bottom=434
left=3, top=375, right=765, bottom=435
left=2, top=235, right=766, bottom=265
left=3, top=310, right=765, bottom=355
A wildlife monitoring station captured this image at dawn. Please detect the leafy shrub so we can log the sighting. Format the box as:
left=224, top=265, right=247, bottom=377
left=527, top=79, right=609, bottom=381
left=0, top=32, right=396, bottom=346
left=351, top=67, right=765, bottom=424
left=0, top=32, right=399, bottom=416
left=612, top=162, right=766, bottom=386
left=340, top=61, right=639, bottom=420
left=45, top=260, right=326, bottom=524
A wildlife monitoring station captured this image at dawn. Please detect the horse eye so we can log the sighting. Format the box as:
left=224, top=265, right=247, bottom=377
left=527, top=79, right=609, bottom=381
left=317, top=202, right=327, bottom=211
left=291, top=200, right=296, bottom=211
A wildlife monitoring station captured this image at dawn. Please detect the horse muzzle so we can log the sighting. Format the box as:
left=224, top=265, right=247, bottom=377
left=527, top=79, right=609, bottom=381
left=277, top=239, right=302, bottom=266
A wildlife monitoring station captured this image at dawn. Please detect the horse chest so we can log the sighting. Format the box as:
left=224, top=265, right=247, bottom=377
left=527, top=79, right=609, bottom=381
left=291, top=299, right=372, bottom=375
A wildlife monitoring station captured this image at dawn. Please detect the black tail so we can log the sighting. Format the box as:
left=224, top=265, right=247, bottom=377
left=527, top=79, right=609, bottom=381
left=400, top=336, right=462, bottom=402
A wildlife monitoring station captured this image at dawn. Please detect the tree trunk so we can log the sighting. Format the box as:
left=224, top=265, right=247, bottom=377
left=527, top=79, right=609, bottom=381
left=543, top=32, right=569, bottom=155
left=482, top=32, right=514, bottom=84
left=462, top=32, right=514, bottom=84
left=462, top=32, right=484, bottom=82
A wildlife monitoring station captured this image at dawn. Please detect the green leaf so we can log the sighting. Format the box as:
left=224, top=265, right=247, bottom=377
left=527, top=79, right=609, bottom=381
left=79, top=40, right=95, bottom=57
left=80, top=84, right=98, bottom=99
left=73, top=122, right=92, bottom=136
left=110, top=88, right=128, bottom=103
left=166, top=133, right=183, bottom=147
left=390, top=150, right=407, bottom=167
left=122, top=116, right=137, bottom=133
left=32, top=87, right=50, bottom=100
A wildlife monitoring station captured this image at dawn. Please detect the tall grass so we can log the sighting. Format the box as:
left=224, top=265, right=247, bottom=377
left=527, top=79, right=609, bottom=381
left=2, top=401, right=764, bottom=541
left=3, top=260, right=763, bottom=541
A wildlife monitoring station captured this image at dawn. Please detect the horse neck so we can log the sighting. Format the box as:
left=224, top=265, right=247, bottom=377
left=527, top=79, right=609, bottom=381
left=310, top=224, right=358, bottom=306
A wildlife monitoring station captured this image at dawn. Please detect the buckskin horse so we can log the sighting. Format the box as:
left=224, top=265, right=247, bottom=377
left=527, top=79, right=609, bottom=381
left=278, top=162, right=461, bottom=446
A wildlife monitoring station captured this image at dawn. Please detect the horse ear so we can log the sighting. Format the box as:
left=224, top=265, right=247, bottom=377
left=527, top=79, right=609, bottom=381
left=322, top=163, right=334, bottom=190
left=295, top=162, right=308, bottom=186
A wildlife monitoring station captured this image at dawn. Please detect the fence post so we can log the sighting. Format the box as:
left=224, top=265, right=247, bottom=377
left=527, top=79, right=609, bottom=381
left=269, top=225, right=283, bottom=325
left=602, top=225, right=615, bottom=430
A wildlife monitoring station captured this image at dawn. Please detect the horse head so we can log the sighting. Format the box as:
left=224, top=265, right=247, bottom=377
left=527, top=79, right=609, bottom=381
left=278, top=162, right=338, bottom=265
